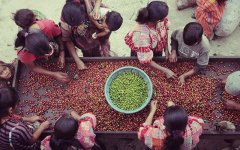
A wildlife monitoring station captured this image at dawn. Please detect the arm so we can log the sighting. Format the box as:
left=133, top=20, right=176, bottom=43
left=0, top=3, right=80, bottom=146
left=65, top=41, right=86, bottom=70
left=55, top=36, right=65, bottom=68
left=144, top=111, right=156, bottom=125
left=84, top=0, right=102, bottom=19
left=30, top=121, right=49, bottom=143
left=178, top=53, right=208, bottom=86
left=144, top=101, right=157, bottom=125
left=164, top=44, right=169, bottom=60
left=149, top=61, right=176, bottom=79
left=26, top=62, right=69, bottom=82
left=89, top=14, right=104, bottom=29
left=84, top=0, right=94, bottom=14
left=169, top=30, right=179, bottom=63
left=92, top=29, right=110, bottom=39
left=26, top=62, right=56, bottom=77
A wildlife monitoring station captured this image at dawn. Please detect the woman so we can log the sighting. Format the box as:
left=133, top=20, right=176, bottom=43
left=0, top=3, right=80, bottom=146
left=15, top=31, right=70, bottom=82
left=60, top=0, right=112, bottom=70
left=124, top=1, right=176, bottom=79
left=14, top=9, right=65, bottom=68
left=0, top=87, right=49, bottom=150
left=139, top=101, right=204, bottom=150
left=41, top=111, right=97, bottom=150
left=195, top=0, right=227, bottom=39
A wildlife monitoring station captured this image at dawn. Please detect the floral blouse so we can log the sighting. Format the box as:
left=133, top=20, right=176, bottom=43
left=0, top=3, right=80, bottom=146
left=138, top=116, right=204, bottom=150
left=41, top=113, right=97, bottom=150
left=125, top=18, right=169, bottom=64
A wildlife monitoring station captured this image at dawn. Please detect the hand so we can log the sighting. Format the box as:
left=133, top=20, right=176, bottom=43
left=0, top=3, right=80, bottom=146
left=91, top=8, right=100, bottom=20
left=150, top=100, right=158, bottom=113
left=54, top=72, right=70, bottom=82
left=70, top=111, right=80, bottom=121
left=27, top=115, right=44, bottom=123
left=167, top=101, right=175, bottom=107
left=164, top=69, right=177, bottom=79
left=169, top=50, right=177, bottom=63
left=178, top=75, right=186, bottom=86
left=92, top=32, right=97, bottom=39
left=58, top=53, right=65, bottom=68
left=225, top=100, right=240, bottom=110
left=221, top=77, right=227, bottom=85
left=39, top=121, right=50, bottom=130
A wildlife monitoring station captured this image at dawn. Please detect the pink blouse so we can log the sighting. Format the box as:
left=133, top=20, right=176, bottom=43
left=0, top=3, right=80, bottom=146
left=138, top=116, right=204, bottom=150
left=125, top=18, right=169, bottom=64
left=41, top=113, right=97, bottom=150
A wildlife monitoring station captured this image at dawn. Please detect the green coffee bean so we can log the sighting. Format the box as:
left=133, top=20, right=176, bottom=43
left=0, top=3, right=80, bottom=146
left=109, top=72, right=148, bottom=111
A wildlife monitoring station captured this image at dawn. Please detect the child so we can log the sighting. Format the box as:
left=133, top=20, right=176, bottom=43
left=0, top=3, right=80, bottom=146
left=139, top=100, right=204, bottom=150
left=195, top=0, right=227, bottom=39
left=13, top=9, right=65, bottom=68
left=41, top=111, right=97, bottom=150
left=125, top=1, right=176, bottom=79
left=0, top=60, right=16, bottom=88
left=15, top=31, right=70, bottom=83
left=86, top=0, right=123, bottom=56
left=0, top=87, right=50, bottom=150
left=87, top=2, right=123, bottom=40
left=169, top=22, right=210, bottom=85
left=223, top=71, right=240, bottom=110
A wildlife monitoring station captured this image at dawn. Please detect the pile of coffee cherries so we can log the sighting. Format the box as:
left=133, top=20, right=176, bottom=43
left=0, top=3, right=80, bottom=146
left=17, top=60, right=240, bottom=131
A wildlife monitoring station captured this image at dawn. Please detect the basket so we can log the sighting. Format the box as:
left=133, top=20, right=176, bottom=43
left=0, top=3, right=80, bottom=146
left=104, top=66, right=153, bottom=114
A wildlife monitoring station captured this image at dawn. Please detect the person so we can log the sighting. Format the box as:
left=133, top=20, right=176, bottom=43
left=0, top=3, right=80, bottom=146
left=13, top=9, right=65, bottom=68
left=195, top=0, right=227, bottom=39
left=88, top=2, right=123, bottom=41
left=124, top=1, right=176, bottom=79
left=41, top=111, right=97, bottom=150
left=15, top=31, right=70, bottom=82
left=0, top=87, right=50, bottom=150
left=169, top=22, right=210, bottom=85
left=222, top=71, right=240, bottom=110
left=138, top=100, right=204, bottom=150
left=0, top=59, right=16, bottom=88
left=60, top=0, right=112, bottom=70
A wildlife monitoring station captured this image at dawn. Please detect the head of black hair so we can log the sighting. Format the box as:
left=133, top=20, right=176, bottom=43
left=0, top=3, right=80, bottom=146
left=217, top=0, right=227, bottom=5
left=0, top=88, right=20, bottom=122
left=62, top=2, right=86, bottom=26
left=13, top=9, right=35, bottom=29
left=15, top=30, right=51, bottom=56
left=50, top=116, right=84, bottom=150
left=136, top=1, right=168, bottom=24
left=183, top=22, right=203, bottom=46
left=105, top=11, right=123, bottom=31
left=163, top=105, right=188, bottom=150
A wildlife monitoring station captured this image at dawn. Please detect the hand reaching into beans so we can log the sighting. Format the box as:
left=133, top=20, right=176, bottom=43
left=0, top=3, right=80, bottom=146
left=164, top=69, right=177, bottom=79
left=178, top=75, right=186, bottom=86
left=150, top=100, right=158, bottom=113
left=167, top=101, right=175, bottom=107
left=53, top=72, right=70, bottom=83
